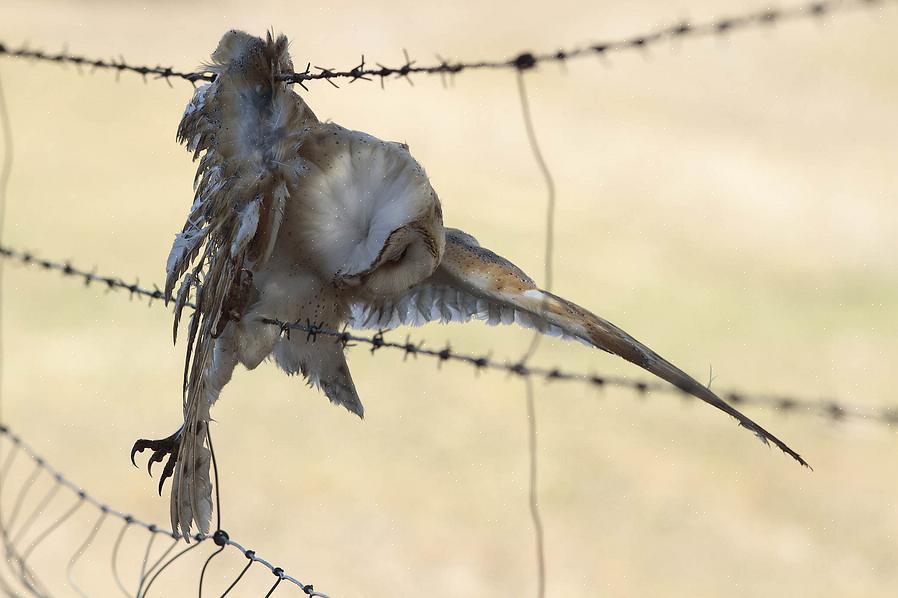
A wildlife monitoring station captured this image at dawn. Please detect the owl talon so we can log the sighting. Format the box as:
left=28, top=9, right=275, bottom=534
left=130, top=428, right=183, bottom=494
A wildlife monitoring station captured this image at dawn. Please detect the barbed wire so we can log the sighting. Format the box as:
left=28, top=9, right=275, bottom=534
left=0, top=43, right=212, bottom=86
left=282, top=0, right=894, bottom=88
left=0, top=3, right=893, bottom=596
left=0, top=0, right=892, bottom=88
left=0, top=422, right=330, bottom=597
left=0, top=242, right=894, bottom=427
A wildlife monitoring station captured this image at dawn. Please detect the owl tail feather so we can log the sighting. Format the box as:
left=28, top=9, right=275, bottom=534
left=170, top=420, right=214, bottom=540
left=532, top=289, right=810, bottom=469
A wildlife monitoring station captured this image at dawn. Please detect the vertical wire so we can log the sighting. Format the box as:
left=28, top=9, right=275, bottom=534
left=66, top=510, right=106, bottom=597
left=111, top=519, right=133, bottom=598
left=140, top=540, right=204, bottom=598
left=515, top=71, right=556, bottom=325
left=4, top=463, right=40, bottom=542
left=515, top=70, right=554, bottom=598
left=10, top=483, right=58, bottom=547
left=136, top=537, right=179, bottom=598
left=197, top=544, right=225, bottom=598
left=0, top=66, right=14, bottom=598
left=263, top=575, right=282, bottom=597
left=136, top=531, right=156, bottom=595
left=524, top=379, right=546, bottom=598
left=19, top=496, right=83, bottom=564
left=218, top=558, right=252, bottom=597
left=0, top=67, right=12, bottom=426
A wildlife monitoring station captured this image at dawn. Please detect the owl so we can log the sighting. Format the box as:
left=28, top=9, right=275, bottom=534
left=131, top=30, right=807, bottom=539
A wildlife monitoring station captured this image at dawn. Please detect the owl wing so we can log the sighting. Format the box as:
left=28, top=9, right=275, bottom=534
left=349, top=228, right=808, bottom=468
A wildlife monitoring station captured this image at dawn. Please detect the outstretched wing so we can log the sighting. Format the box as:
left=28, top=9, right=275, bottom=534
left=349, top=228, right=809, bottom=468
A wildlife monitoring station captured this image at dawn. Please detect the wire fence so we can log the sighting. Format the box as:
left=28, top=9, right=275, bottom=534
left=0, top=0, right=895, bottom=596
left=0, top=423, right=329, bottom=597
left=0, top=0, right=892, bottom=88
left=0, top=243, right=894, bottom=427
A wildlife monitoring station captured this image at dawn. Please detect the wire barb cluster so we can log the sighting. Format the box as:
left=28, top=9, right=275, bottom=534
left=0, top=242, right=894, bottom=426
left=280, top=0, right=892, bottom=87
left=0, top=423, right=329, bottom=597
left=0, top=0, right=892, bottom=88
left=268, top=319, right=898, bottom=425
left=0, top=43, right=213, bottom=86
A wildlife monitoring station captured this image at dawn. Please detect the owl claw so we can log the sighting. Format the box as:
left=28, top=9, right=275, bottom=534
left=130, top=428, right=183, bottom=494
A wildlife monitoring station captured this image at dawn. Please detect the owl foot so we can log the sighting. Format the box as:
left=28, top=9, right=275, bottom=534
left=130, top=427, right=183, bottom=495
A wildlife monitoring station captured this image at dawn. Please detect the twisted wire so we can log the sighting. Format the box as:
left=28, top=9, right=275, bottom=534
left=0, top=243, right=891, bottom=426
left=281, top=0, right=894, bottom=87
left=0, top=44, right=211, bottom=85
left=0, top=0, right=892, bottom=88
left=0, top=424, right=329, bottom=597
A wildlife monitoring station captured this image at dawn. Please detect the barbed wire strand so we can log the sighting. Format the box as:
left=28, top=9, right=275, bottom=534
left=0, top=0, right=892, bottom=88
left=0, top=424, right=330, bottom=597
left=515, top=70, right=553, bottom=598
left=0, top=0, right=898, bottom=597
left=0, top=242, right=893, bottom=426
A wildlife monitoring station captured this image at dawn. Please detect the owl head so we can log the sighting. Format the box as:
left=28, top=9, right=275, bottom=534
left=291, top=124, right=446, bottom=300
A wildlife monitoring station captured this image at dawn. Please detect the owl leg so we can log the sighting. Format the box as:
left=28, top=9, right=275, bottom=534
left=131, top=327, right=239, bottom=498
left=130, top=427, right=183, bottom=494
left=273, top=334, right=364, bottom=417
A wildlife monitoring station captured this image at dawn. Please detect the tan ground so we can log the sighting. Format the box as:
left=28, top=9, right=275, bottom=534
left=0, top=0, right=896, bottom=596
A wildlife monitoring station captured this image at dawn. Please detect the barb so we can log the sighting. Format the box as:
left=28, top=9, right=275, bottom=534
left=0, top=0, right=892, bottom=87
left=268, top=320, right=898, bottom=426
left=0, top=242, right=893, bottom=426
left=0, top=423, right=329, bottom=597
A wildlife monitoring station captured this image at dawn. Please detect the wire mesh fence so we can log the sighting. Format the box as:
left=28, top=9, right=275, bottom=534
left=0, top=424, right=329, bottom=597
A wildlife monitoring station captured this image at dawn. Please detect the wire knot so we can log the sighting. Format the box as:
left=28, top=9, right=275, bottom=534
left=513, top=52, right=536, bottom=70
left=213, top=529, right=230, bottom=546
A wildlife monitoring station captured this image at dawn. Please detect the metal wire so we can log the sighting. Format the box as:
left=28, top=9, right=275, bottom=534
left=515, top=70, right=552, bottom=598
left=0, top=5, right=893, bottom=593
left=0, top=242, right=893, bottom=426
left=0, top=424, right=329, bottom=597
left=0, top=0, right=891, bottom=88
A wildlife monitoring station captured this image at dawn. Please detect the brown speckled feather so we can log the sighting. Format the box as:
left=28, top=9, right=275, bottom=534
left=350, top=228, right=809, bottom=468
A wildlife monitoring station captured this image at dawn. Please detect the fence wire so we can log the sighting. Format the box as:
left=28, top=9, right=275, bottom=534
left=0, top=423, right=330, bottom=598
left=0, top=2, right=895, bottom=595
left=0, top=243, right=894, bottom=427
left=0, top=0, right=892, bottom=88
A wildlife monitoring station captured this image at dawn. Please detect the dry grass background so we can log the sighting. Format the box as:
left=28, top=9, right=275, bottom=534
left=0, top=0, right=896, bottom=596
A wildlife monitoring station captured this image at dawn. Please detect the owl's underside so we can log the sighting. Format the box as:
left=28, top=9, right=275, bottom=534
left=133, top=30, right=807, bottom=539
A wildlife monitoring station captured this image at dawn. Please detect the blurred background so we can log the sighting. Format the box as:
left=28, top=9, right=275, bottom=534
left=0, top=0, right=896, bottom=596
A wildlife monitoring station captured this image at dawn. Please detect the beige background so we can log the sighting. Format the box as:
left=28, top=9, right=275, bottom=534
left=0, top=0, right=896, bottom=596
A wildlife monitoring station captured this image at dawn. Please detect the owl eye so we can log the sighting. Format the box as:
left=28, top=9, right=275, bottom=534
left=389, top=245, right=409, bottom=263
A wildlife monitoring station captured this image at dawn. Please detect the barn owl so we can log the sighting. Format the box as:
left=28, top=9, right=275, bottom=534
left=131, top=30, right=807, bottom=539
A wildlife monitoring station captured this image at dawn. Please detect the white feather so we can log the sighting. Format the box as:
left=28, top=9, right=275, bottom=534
left=231, top=198, right=261, bottom=258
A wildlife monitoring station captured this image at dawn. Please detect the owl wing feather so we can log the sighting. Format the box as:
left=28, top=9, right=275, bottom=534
left=350, top=228, right=808, bottom=468
left=165, top=31, right=320, bottom=538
